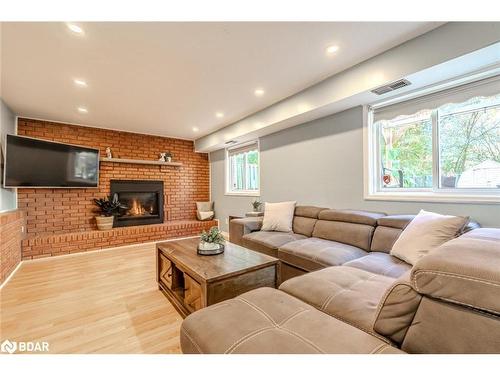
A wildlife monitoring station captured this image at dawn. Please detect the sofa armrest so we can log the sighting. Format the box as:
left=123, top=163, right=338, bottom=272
left=373, top=271, right=422, bottom=345
left=229, top=217, right=263, bottom=245
left=411, top=228, right=500, bottom=315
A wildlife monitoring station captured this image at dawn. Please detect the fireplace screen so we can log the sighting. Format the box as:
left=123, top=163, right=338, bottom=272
left=117, top=192, right=160, bottom=219
left=110, top=180, right=164, bottom=227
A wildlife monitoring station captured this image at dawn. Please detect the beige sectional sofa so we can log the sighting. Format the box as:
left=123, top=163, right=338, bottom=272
left=181, top=207, right=500, bottom=354
left=230, top=206, right=477, bottom=282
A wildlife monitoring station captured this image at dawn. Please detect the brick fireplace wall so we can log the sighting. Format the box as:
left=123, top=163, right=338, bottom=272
left=0, top=210, right=25, bottom=284
left=16, top=118, right=214, bottom=259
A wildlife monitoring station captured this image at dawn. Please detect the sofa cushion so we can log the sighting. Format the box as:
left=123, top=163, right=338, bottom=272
left=278, top=237, right=367, bottom=271
left=180, top=287, right=403, bottom=354
left=411, top=228, right=500, bottom=315
left=318, top=209, right=386, bottom=226
left=261, top=201, right=296, bottom=232
left=343, top=252, right=412, bottom=278
left=294, top=205, right=326, bottom=219
left=370, top=226, right=403, bottom=253
left=292, top=216, right=317, bottom=237
left=377, top=215, right=415, bottom=229
left=242, top=231, right=306, bottom=257
left=290, top=206, right=326, bottom=237
left=311, top=209, right=383, bottom=250
left=390, top=210, right=469, bottom=265
left=312, top=220, right=375, bottom=251
left=372, top=215, right=480, bottom=253
left=280, top=266, right=395, bottom=336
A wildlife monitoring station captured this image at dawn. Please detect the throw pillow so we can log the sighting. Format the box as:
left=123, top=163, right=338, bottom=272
left=261, top=201, right=297, bottom=232
left=390, top=209, right=469, bottom=265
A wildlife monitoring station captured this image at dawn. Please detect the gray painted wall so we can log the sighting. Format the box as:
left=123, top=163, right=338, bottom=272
left=211, top=106, right=499, bottom=231
left=0, top=99, right=17, bottom=212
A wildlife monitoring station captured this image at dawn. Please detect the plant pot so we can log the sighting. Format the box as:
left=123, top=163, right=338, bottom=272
left=197, top=241, right=224, bottom=256
left=95, top=216, right=114, bottom=230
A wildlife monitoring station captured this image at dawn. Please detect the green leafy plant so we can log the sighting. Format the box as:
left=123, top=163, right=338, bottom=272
left=251, top=199, right=262, bottom=211
left=200, top=226, right=225, bottom=245
left=93, top=194, right=127, bottom=217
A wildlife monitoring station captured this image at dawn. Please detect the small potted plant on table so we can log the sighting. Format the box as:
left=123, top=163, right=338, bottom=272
left=93, top=194, right=126, bottom=230
left=197, top=226, right=225, bottom=255
left=246, top=199, right=264, bottom=217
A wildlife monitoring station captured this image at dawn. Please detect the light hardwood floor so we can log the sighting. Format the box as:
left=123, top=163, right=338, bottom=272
left=0, top=243, right=183, bottom=354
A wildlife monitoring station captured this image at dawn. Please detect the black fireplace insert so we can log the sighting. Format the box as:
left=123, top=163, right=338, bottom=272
left=110, top=180, right=164, bottom=227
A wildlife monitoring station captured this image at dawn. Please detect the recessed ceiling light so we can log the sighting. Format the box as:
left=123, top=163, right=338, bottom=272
left=254, top=88, right=265, bottom=97
left=192, top=127, right=199, bottom=132
left=77, top=107, right=88, bottom=113
left=67, top=23, right=84, bottom=35
left=326, top=45, right=339, bottom=54
left=74, top=79, right=87, bottom=87
left=215, top=112, right=224, bottom=118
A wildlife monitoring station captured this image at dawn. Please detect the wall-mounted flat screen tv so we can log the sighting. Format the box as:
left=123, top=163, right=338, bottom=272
left=4, top=135, right=99, bottom=188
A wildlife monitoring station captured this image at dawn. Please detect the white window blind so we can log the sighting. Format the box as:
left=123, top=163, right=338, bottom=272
left=373, top=75, right=500, bottom=123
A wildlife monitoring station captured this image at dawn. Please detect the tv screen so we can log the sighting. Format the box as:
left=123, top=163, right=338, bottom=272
left=4, top=135, right=99, bottom=188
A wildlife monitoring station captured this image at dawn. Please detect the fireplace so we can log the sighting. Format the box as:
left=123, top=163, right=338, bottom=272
left=110, top=180, right=164, bottom=227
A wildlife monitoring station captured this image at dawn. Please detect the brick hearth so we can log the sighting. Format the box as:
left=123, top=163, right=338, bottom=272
left=21, top=220, right=217, bottom=260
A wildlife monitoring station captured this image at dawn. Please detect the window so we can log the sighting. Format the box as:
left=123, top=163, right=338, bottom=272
left=366, top=74, right=500, bottom=202
left=226, top=141, right=260, bottom=195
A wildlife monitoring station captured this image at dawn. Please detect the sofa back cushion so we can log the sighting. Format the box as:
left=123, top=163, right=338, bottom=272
left=371, top=215, right=414, bottom=253
left=312, top=209, right=385, bottom=250
left=371, top=214, right=481, bottom=253
left=292, top=206, right=326, bottom=237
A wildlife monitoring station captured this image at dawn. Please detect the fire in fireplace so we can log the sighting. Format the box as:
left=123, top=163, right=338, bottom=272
left=110, top=180, right=164, bottom=227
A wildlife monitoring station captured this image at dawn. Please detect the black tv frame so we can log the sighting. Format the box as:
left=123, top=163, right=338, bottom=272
left=3, top=134, right=100, bottom=189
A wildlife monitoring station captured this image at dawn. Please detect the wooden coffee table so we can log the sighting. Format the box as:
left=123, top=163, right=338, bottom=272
left=156, top=238, right=279, bottom=317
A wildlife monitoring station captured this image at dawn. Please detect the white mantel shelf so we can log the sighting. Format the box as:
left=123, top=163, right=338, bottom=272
left=99, top=157, right=182, bottom=167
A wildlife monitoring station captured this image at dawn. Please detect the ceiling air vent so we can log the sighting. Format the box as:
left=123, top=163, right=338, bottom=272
left=371, top=79, right=411, bottom=95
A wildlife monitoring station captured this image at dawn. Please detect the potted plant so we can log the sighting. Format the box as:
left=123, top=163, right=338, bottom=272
left=93, top=194, right=126, bottom=230
left=164, top=151, right=173, bottom=163
left=251, top=199, right=262, bottom=212
left=197, top=226, right=225, bottom=255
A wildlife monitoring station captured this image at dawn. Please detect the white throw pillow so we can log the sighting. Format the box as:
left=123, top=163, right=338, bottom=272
left=390, top=210, right=469, bottom=265
left=261, top=201, right=297, bottom=232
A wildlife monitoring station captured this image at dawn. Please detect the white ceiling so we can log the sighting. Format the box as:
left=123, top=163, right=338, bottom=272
left=1, top=22, right=442, bottom=140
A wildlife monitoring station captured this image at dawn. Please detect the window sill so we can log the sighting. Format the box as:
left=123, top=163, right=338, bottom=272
left=224, top=191, right=261, bottom=197
left=364, top=191, right=500, bottom=204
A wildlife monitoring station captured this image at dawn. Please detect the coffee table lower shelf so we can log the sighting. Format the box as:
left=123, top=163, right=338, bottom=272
left=156, top=239, right=279, bottom=318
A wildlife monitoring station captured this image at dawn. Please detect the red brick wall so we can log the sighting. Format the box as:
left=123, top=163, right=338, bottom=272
left=17, top=118, right=210, bottom=237
left=0, top=210, right=25, bottom=284
left=14, top=118, right=213, bottom=260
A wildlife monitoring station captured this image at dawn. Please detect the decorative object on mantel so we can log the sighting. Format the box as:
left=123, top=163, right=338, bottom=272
left=196, top=201, right=215, bottom=221
left=159, top=151, right=173, bottom=163
left=99, top=157, right=182, bottom=167
left=197, top=226, right=225, bottom=255
left=92, top=194, right=127, bottom=230
left=105, top=147, right=113, bottom=159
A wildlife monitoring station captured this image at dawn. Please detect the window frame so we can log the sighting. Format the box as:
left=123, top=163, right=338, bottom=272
left=225, top=140, right=261, bottom=197
left=364, top=83, right=500, bottom=204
